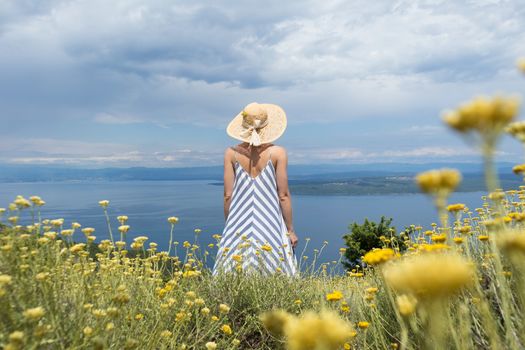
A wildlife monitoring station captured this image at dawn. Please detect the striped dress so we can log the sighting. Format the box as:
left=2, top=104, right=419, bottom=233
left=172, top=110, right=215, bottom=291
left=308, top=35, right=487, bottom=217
left=212, top=148, right=298, bottom=276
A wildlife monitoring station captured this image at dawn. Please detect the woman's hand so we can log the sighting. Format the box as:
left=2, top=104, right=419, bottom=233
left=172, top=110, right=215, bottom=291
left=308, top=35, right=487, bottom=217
left=288, top=230, right=298, bottom=250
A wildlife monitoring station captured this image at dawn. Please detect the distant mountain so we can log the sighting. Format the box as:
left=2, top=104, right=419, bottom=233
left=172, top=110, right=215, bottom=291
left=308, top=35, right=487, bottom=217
left=0, top=161, right=516, bottom=183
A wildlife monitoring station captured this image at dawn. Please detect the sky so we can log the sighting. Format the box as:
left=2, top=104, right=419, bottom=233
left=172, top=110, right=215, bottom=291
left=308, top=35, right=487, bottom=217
left=1, top=0, right=524, bottom=167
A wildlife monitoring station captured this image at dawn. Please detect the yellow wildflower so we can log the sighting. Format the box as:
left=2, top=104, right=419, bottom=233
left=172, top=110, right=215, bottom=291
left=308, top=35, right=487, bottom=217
left=221, top=324, right=233, bottom=335
left=508, top=122, right=525, bottom=143
left=83, top=326, right=93, bottom=336
left=396, top=294, right=417, bottom=316
left=418, top=243, right=450, bottom=253
left=326, top=290, right=344, bottom=302
left=366, top=287, right=378, bottom=294
left=61, top=229, right=74, bottom=237
left=14, top=196, right=31, bottom=208
left=35, top=272, right=50, bottom=281
left=160, top=330, right=172, bottom=338
left=260, top=309, right=291, bottom=337
left=0, top=274, right=13, bottom=285
left=263, top=310, right=354, bottom=350
left=431, top=234, right=447, bottom=243
left=23, top=307, right=45, bottom=320
left=443, top=95, right=520, bottom=134
left=497, top=231, right=525, bottom=255
left=133, top=236, right=148, bottom=243
left=82, top=227, right=95, bottom=236
left=219, top=303, right=230, bottom=314
left=8, top=331, right=24, bottom=343
left=459, top=226, right=472, bottom=234
left=416, top=168, right=461, bottom=195
left=357, top=321, right=369, bottom=329
left=383, top=253, right=473, bottom=299
left=117, top=215, right=128, bottom=223
left=362, top=248, right=395, bottom=265
left=29, top=195, right=42, bottom=203
left=447, top=203, right=465, bottom=212
left=182, top=270, right=200, bottom=278
left=205, top=342, right=217, bottom=350
left=261, top=244, right=272, bottom=252
left=341, top=302, right=350, bottom=313
left=453, top=237, right=464, bottom=244
left=70, top=243, right=86, bottom=253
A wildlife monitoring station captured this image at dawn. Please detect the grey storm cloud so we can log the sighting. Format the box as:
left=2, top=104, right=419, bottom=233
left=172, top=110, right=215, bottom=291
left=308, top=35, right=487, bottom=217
left=2, top=0, right=524, bottom=121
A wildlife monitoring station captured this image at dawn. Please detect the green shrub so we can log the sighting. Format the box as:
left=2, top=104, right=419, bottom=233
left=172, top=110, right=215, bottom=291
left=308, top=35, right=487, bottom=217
left=341, top=216, right=408, bottom=269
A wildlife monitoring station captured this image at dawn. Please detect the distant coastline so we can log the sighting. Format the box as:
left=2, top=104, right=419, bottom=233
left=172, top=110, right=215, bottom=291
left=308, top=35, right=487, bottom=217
left=212, top=174, right=522, bottom=196
left=0, top=162, right=520, bottom=196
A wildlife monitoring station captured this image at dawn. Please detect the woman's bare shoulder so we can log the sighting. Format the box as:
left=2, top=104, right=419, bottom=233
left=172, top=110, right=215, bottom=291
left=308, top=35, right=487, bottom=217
left=224, top=146, right=236, bottom=159
left=269, top=145, right=287, bottom=159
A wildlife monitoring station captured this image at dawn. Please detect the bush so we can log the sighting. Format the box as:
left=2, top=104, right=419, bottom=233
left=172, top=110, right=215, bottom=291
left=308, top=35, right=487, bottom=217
left=341, top=216, right=408, bottom=269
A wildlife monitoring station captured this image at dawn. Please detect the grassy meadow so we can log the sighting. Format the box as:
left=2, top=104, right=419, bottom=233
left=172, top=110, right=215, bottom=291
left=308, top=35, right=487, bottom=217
left=1, top=61, right=525, bottom=350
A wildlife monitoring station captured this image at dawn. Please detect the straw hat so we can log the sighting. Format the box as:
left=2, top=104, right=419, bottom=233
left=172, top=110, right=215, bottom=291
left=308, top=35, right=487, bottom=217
left=226, top=102, right=287, bottom=146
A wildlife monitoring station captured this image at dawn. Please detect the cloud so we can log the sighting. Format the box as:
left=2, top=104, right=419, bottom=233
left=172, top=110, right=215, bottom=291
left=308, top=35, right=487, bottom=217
left=0, top=136, right=224, bottom=167
left=4, top=150, right=225, bottom=167
left=289, top=146, right=490, bottom=164
left=0, top=136, right=494, bottom=167
left=93, top=113, right=145, bottom=125
left=1, top=0, right=524, bottom=166
left=381, top=147, right=479, bottom=158
left=0, top=137, right=133, bottom=156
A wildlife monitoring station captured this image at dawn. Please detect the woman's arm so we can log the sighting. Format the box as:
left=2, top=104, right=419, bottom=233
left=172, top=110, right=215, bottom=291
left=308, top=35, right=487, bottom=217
left=223, top=148, right=235, bottom=220
left=274, top=147, right=298, bottom=248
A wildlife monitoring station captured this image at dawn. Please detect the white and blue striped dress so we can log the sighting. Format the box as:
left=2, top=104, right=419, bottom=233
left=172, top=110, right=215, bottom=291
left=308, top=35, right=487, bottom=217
left=212, top=149, right=298, bottom=276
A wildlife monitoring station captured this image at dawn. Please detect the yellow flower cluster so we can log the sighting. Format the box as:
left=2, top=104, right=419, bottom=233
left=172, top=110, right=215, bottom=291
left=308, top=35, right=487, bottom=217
left=416, top=169, right=462, bottom=195
left=507, top=121, right=525, bottom=143
left=512, top=163, right=525, bottom=175
left=396, top=294, right=417, bottom=316
left=261, top=244, right=273, bottom=252
left=326, top=290, right=344, bottom=302
left=497, top=231, right=525, bottom=255
left=447, top=203, right=465, bottom=212
left=29, top=195, right=45, bottom=206
left=383, top=253, right=473, bottom=299
left=443, top=96, right=520, bottom=134
left=168, top=216, right=179, bottom=224
left=362, top=248, right=396, bottom=265
left=260, top=310, right=355, bottom=350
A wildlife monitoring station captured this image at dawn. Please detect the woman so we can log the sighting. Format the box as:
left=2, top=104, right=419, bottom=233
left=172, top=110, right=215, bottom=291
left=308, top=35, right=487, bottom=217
left=212, top=102, right=299, bottom=276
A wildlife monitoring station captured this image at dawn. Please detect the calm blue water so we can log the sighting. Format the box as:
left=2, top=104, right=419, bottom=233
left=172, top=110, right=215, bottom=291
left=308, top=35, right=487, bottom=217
left=0, top=181, right=486, bottom=265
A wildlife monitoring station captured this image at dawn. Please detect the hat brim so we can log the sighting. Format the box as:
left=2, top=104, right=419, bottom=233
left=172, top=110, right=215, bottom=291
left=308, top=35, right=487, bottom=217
left=226, top=104, right=287, bottom=144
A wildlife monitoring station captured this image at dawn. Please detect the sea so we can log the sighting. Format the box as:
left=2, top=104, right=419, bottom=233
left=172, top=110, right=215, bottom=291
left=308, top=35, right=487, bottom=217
left=0, top=180, right=486, bottom=267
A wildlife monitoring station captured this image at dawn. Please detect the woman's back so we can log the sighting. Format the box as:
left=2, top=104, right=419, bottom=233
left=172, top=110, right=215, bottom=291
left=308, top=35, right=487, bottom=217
left=212, top=144, right=297, bottom=276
